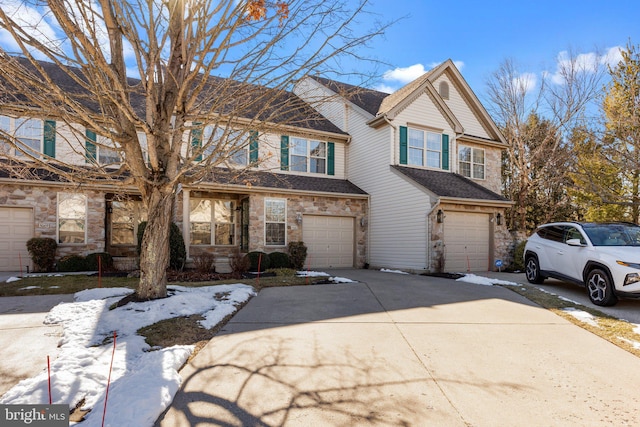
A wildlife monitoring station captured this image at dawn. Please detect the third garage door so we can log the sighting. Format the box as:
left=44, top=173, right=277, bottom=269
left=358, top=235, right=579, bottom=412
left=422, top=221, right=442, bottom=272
left=444, top=212, right=490, bottom=272
left=0, top=207, right=34, bottom=271
left=302, top=215, right=354, bottom=268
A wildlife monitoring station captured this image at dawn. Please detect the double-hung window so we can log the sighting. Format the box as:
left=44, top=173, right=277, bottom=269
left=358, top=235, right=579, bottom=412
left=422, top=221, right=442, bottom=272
left=202, top=126, right=249, bottom=165
left=189, top=199, right=236, bottom=245
left=290, top=138, right=326, bottom=173
left=458, top=146, right=485, bottom=179
left=0, top=116, right=55, bottom=158
left=408, top=128, right=441, bottom=168
left=58, top=193, right=87, bottom=244
left=265, top=198, right=286, bottom=246
left=86, top=129, right=121, bottom=165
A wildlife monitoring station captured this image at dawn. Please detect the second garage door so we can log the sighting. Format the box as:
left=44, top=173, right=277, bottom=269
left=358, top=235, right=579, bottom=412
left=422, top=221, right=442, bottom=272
left=302, top=215, right=354, bottom=268
left=444, top=212, right=490, bottom=272
left=0, top=207, right=34, bottom=271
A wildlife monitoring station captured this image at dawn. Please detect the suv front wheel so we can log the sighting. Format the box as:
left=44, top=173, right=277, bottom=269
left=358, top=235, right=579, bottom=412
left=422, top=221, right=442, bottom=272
left=525, top=255, right=545, bottom=284
left=586, top=269, right=618, bottom=306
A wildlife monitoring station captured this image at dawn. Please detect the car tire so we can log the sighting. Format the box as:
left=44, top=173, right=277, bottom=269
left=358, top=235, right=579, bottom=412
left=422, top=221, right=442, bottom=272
left=525, top=256, right=544, bottom=284
left=586, top=269, right=618, bottom=306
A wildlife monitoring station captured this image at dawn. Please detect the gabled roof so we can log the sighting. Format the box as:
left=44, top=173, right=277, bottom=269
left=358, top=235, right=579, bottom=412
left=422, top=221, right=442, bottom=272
left=310, top=61, right=506, bottom=145
left=0, top=56, right=347, bottom=137
left=377, top=60, right=505, bottom=143
left=309, top=76, right=388, bottom=116
left=391, top=165, right=509, bottom=203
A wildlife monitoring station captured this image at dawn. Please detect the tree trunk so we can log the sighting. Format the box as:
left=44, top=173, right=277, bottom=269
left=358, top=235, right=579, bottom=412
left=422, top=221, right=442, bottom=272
left=137, top=186, right=174, bottom=300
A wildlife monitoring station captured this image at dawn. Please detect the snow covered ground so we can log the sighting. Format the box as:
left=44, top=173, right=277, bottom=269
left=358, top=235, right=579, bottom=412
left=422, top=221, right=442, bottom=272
left=0, top=283, right=256, bottom=426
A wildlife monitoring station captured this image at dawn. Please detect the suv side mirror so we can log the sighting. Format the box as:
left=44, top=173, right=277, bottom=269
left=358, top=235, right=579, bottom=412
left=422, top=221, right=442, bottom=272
left=566, top=238, right=585, bottom=247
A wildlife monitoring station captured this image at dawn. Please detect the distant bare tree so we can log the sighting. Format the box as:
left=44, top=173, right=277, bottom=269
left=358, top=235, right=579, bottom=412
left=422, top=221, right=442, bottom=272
left=487, top=50, right=607, bottom=231
left=0, top=0, right=387, bottom=299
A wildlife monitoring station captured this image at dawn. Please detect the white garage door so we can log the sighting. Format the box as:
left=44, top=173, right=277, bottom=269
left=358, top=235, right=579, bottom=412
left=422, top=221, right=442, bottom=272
left=444, top=212, right=490, bottom=272
left=302, top=215, right=354, bottom=268
left=0, top=207, right=34, bottom=271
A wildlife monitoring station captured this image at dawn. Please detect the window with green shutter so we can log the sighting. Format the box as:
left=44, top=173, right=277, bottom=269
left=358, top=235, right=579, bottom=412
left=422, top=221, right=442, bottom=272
left=442, top=134, right=449, bottom=171
left=280, top=135, right=289, bottom=170
left=327, top=142, right=335, bottom=176
left=249, top=130, right=259, bottom=164
left=399, top=126, right=408, bottom=165
left=43, top=120, right=56, bottom=158
left=85, top=129, right=97, bottom=162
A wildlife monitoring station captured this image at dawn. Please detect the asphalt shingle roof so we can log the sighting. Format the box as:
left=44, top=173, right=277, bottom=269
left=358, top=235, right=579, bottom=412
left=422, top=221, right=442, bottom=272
left=392, top=165, right=508, bottom=202
left=309, top=76, right=389, bottom=116
left=0, top=162, right=367, bottom=196
left=206, top=168, right=367, bottom=195
left=0, top=57, right=346, bottom=136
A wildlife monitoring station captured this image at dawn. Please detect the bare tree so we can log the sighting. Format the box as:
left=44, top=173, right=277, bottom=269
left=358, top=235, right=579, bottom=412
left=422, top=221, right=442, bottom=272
left=487, top=50, right=607, bottom=231
left=0, top=0, right=386, bottom=299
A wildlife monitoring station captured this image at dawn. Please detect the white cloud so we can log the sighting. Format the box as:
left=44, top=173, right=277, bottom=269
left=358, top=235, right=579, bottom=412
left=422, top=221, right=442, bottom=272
left=513, top=72, right=537, bottom=94
left=548, top=47, right=623, bottom=85
left=602, top=46, right=623, bottom=67
left=379, top=60, right=465, bottom=93
left=383, top=63, right=427, bottom=85
left=373, top=83, right=395, bottom=94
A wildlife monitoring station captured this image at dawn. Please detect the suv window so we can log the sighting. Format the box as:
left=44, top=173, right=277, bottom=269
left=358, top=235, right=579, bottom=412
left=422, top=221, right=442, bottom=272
left=537, top=225, right=565, bottom=242
left=564, top=227, right=585, bottom=244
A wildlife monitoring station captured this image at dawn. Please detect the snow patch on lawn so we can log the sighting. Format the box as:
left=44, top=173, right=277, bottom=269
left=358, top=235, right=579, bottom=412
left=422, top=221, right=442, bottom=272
left=0, top=283, right=256, bottom=427
left=296, top=271, right=330, bottom=277
left=561, top=307, right=599, bottom=327
left=6, top=276, right=21, bottom=283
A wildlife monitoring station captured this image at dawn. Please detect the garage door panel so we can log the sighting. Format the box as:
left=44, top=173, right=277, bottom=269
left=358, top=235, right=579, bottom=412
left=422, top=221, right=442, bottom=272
left=302, top=215, right=354, bottom=269
left=444, top=212, right=490, bottom=272
left=0, top=207, right=34, bottom=271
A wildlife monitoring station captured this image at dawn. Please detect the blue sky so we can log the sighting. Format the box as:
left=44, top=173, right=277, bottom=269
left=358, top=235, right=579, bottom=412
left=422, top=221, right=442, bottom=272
left=361, top=0, right=640, bottom=98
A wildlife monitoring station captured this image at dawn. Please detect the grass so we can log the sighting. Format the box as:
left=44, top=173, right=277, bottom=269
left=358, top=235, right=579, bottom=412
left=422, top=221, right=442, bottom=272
left=502, top=283, right=640, bottom=359
left=0, top=271, right=324, bottom=355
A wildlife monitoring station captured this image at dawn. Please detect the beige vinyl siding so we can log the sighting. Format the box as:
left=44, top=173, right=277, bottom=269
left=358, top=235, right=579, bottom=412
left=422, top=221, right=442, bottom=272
left=435, top=75, right=491, bottom=139
left=53, top=124, right=88, bottom=165
left=394, top=94, right=454, bottom=169
left=294, top=78, right=350, bottom=132
left=341, top=97, right=433, bottom=270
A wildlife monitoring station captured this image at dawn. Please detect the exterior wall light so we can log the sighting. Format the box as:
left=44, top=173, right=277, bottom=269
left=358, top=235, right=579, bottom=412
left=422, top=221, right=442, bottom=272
left=436, top=209, right=444, bottom=223
left=296, top=212, right=302, bottom=224
left=496, top=213, right=502, bottom=226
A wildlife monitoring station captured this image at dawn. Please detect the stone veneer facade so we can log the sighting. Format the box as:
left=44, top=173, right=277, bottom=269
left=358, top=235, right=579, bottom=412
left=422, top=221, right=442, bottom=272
left=0, top=184, right=106, bottom=264
left=1, top=182, right=367, bottom=270
left=428, top=202, right=513, bottom=272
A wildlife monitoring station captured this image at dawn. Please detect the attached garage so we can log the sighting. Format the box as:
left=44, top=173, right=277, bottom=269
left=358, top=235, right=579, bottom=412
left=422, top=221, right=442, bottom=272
left=444, top=212, right=490, bottom=272
left=302, top=215, right=354, bottom=268
left=0, top=207, right=34, bottom=271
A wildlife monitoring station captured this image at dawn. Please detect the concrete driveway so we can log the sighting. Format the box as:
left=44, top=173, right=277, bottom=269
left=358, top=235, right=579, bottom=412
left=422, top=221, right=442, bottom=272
left=157, top=269, right=640, bottom=426
left=0, top=294, right=74, bottom=396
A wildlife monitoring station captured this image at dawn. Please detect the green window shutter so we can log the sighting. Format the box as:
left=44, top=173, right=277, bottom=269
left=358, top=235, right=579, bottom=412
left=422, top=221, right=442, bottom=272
left=442, top=134, right=449, bottom=170
left=399, top=126, right=408, bottom=165
left=43, top=120, right=56, bottom=158
left=249, top=130, right=259, bottom=164
left=327, top=142, right=335, bottom=175
left=280, top=135, right=289, bottom=170
left=85, top=129, right=97, bottom=163
left=191, top=123, right=202, bottom=162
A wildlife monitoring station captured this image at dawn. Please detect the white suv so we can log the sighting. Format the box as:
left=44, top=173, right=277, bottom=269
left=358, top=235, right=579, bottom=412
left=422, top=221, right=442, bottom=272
left=524, top=222, right=640, bottom=306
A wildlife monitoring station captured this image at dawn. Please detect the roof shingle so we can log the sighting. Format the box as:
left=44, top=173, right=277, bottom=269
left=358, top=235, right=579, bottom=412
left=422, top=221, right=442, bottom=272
left=392, top=165, right=508, bottom=202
